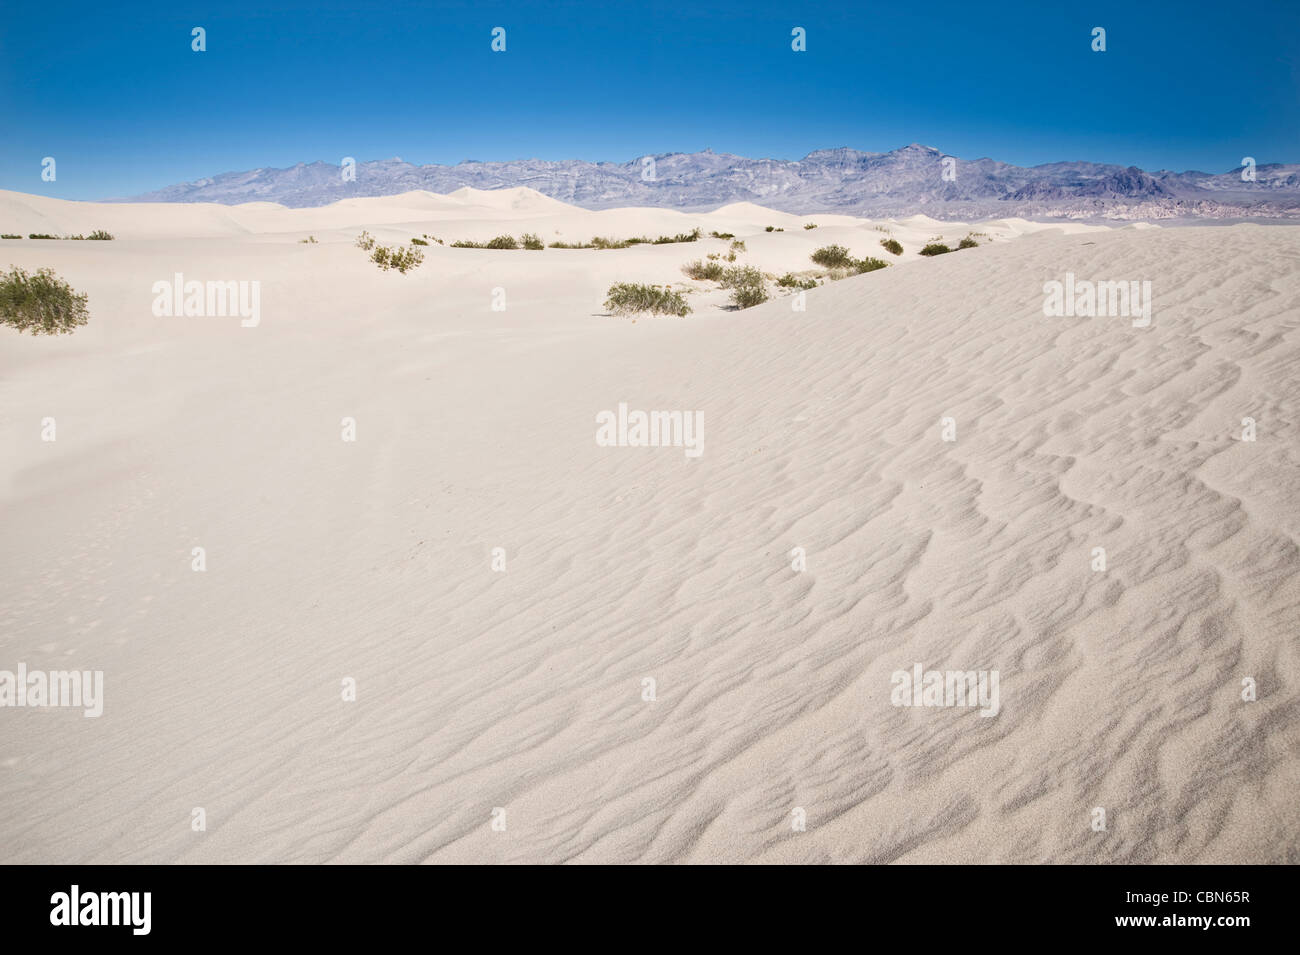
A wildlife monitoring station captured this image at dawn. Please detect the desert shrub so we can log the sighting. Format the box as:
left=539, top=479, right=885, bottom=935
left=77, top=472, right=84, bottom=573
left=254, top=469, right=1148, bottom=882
left=422, top=234, right=444, bottom=245
left=67, top=234, right=86, bottom=240
left=729, top=239, right=746, bottom=253
left=776, top=273, right=818, bottom=290
left=682, top=259, right=725, bottom=281
left=803, top=223, right=818, bottom=230
left=450, top=239, right=483, bottom=248
left=28, top=233, right=58, bottom=240
left=521, top=233, right=544, bottom=250
left=919, top=243, right=952, bottom=256
left=1, top=234, right=20, bottom=239
left=811, top=244, right=853, bottom=268
left=604, top=283, right=691, bottom=317
left=720, top=265, right=767, bottom=309
left=371, top=243, right=424, bottom=273
left=485, top=234, right=519, bottom=250
left=852, top=257, right=890, bottom=274
left=652, top=228, right=701, bottom=245
left=87, top=230, right=114, bottom=240
left=709, top=230, right=734, bottom=240
left=355, top=231, right=376, bottom=251
left=880, top=238, right=903, bottom=256
left=0, top=266, right=90, bottom=335
left=548, top=239, right=592, bottom=249
left=410, top=237, right=428, bottom=246
left=591, top=236, right=631, bottom=249
left=958, top=236, right=979, bottom=249
left=299, top=236, right=318, bottom=244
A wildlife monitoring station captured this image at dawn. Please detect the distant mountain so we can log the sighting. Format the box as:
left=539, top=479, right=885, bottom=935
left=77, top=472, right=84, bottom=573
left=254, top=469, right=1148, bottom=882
left=113, top=144, right=1300, bottom=219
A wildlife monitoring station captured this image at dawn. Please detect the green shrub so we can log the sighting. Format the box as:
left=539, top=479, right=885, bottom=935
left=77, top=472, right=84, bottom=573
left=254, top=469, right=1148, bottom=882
left=410, top=237, right=428, bottom=246
left=720, top=265, right=767, bottom=309
left=485, top=234, right=519, bottom=250
left=811, top=244, right=853, bottom=268
left=919, top=243, right=952, bottom=256
left=709, top=230, right=734, bottom=240
left=803, top=223, right=818, bottom=230
left=521, top=233, right=544, bottom=250
left=852, top=257, right=890, bottom=274
left=355, top=231, right=376, bottom=251
left=682, top=259, right=725, bottom=281
left=87, top=230, right=114, bottom=240
left=28, top=233, right=58, bottom=240
left=776, top=273, right=818, bottom=290
left=299, top=235, right=318, bottom=244
left=880, top=238, right=903, bottom=256
left=371, top=243, right=424, bottom=273
left=652, top=228, right=701, bottom=245
left=548, top=239, right=592, bottom=249
left=0, top=267, right=90, bottom=335
left=957, top=236, right=979, bottom=249
left=450, top=239, right=483, bottom=248
left=604, top=283, right=691, bottom=317
left=1, top=234, right=20, bottom=240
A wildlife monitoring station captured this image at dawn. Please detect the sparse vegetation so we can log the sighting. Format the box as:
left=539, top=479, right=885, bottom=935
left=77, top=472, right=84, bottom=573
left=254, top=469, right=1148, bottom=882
left=0, top=266, right=90, bottom=335
left=604, top=283, right=691, bottom=317
left=919, top=243, right=953, bottom=256
left=410, top=237, right=428, bottom=246
left=852, top=256, right=890, bottom=274
left=957, top=235, right=979, bottom=249
left=87, top=230, right=114, bottom=240
left=765, top=225, right=784, bottom=232
left=28, top=233, right=58, bottom=240
left=370, top=243, right=424, bottom=273
left=811, top=244, right=854, bottom=268
left=709, top=230, right=735, bottom=240
left=355, top=231, right=376, bottom=251
left=521, top=232, right=544, bottom=250
left=299, top=236, right=318, bottom=244
left=1, top=234, right=20, bottom=240
left=880, top=238, right=903, bottom=256
left=803, top=223, right=818, bottom=230
left=776, top=273, right=819, bottom=290
left=652, top=228, right=701, bottom=245
left=720, top=265, right=768, bottom=309
left=485, top=234, right=520, bottom=250
left=682, top=259, right=725, bottom=281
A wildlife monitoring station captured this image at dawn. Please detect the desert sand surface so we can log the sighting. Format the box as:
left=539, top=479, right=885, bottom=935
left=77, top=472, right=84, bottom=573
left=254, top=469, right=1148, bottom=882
left=0, top=188, right=1297, bottom=863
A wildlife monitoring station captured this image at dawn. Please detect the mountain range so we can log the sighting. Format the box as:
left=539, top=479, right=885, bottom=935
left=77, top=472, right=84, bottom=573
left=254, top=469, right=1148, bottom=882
left=115, top=144, right=1300, bottom=219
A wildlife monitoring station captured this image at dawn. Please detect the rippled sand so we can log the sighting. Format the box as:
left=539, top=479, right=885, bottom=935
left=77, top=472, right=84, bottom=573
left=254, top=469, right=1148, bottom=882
left=1, top=190, right=1296, bottom=863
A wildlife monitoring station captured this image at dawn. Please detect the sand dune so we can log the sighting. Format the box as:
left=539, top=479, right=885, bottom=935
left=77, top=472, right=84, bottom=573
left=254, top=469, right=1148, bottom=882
left=0, top=191, right=1296, bottom=863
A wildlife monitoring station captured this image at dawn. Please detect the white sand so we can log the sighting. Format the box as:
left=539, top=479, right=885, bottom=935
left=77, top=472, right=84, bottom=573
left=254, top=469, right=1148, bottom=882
left=0, top=188, right=1296, bottom=863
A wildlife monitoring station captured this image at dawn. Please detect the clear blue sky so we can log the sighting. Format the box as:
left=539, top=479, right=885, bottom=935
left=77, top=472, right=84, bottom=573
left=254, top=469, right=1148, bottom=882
left=2, top=0, right=1297, bottom=199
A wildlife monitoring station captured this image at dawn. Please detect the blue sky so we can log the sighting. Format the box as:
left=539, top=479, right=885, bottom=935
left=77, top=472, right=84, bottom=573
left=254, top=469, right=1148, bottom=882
left=2, top=0, right=1297, bottom=199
